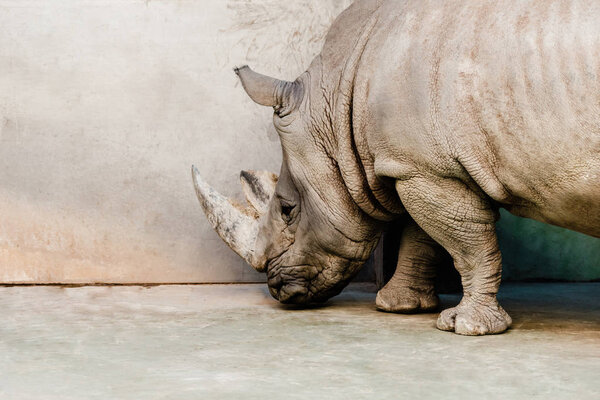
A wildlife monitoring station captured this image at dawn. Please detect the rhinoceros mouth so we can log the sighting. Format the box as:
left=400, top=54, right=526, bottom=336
left=267, top=261, right=313, bottom=304
left=270, top=283, right=311, bottom=304
left=267, top=264, right=353, bottom=305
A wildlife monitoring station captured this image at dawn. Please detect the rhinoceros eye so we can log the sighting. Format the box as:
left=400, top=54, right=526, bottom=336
left=280, top=202, right=296, bottom=223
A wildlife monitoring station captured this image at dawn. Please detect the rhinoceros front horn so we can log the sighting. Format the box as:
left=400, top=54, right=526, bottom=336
left=191, top=166, right=264, bottom=272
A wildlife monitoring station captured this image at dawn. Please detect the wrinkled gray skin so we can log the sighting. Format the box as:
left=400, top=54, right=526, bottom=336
left=193, top=0, right=600, bottom=335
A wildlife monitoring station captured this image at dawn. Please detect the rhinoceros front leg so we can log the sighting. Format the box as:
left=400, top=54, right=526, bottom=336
left=395, top=176, right=512, bottom=335
left=376, top=219, right=442, bottom=313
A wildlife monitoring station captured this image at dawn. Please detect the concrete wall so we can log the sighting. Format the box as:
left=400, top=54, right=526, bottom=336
left=0, top=0, right=597, bottom=284
left=0, top=0, right=352, bottom=283
left=498, top=211, right=600, bottom=282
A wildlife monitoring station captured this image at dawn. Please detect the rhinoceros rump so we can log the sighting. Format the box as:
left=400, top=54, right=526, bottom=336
left=193, top=0, right=600, bottom=335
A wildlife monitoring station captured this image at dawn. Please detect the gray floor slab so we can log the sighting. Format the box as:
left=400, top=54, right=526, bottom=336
left=0, top=283, right=598, bottom=400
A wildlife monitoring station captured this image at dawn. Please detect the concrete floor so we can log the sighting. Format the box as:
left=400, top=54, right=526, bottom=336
left=0, top=283, right=598, bottom=400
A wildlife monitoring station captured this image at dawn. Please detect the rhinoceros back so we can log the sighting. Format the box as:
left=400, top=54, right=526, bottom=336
left=331, top=0, right=600, bottom=236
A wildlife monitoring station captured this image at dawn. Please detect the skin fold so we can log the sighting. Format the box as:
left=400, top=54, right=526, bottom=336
left=195, top=0, right=600, bottom=335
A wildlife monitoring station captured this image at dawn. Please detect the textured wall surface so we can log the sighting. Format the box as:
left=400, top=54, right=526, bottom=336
left=0, top=0, right=352, bottom=283
left=498, top=211, right=600, bottom=282
left=0, top=0, right=597, bottom=284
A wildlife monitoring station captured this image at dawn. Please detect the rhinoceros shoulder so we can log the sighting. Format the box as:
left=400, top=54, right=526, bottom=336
left=320, top=0, right=386, bottom=74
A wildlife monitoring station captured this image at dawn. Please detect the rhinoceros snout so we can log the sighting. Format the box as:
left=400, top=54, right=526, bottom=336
left=275, top=284, right=310, bottom=304
left=267, top=268, right=311, bottom=304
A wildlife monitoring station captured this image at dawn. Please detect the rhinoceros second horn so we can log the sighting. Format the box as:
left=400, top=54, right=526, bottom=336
left=191, top=166, right=263, bottom=272
left=240, top=170, right=278, bottom=215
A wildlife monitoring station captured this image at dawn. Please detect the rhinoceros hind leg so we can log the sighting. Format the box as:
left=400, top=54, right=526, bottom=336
left=395, top=176, right=512, bottom=335
left=375, top=219, right=441, bottom=313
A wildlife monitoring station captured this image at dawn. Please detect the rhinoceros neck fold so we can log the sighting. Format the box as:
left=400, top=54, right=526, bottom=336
left=328, top=8, right=404, bottom=222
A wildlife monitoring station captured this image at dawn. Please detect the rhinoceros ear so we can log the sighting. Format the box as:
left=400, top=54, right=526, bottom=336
left=240, top=170, right=278, bottom=215
left=234, top=66, right=303, bottom=116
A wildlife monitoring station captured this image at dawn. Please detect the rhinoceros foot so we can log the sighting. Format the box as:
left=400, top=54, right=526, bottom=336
left=375, top=284, right=439, bottom=314
left=437, top=294, right=512, bottom=335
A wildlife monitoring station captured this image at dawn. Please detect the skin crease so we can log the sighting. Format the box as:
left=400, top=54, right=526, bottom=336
left=217, top=0, right=600, bottom=335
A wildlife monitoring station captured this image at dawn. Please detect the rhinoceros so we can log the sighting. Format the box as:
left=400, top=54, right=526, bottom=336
left=192, top=0, right=600, bottom=335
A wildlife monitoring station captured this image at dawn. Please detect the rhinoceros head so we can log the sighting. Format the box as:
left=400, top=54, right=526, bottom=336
left=193, top=66, right=382, bottom=304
